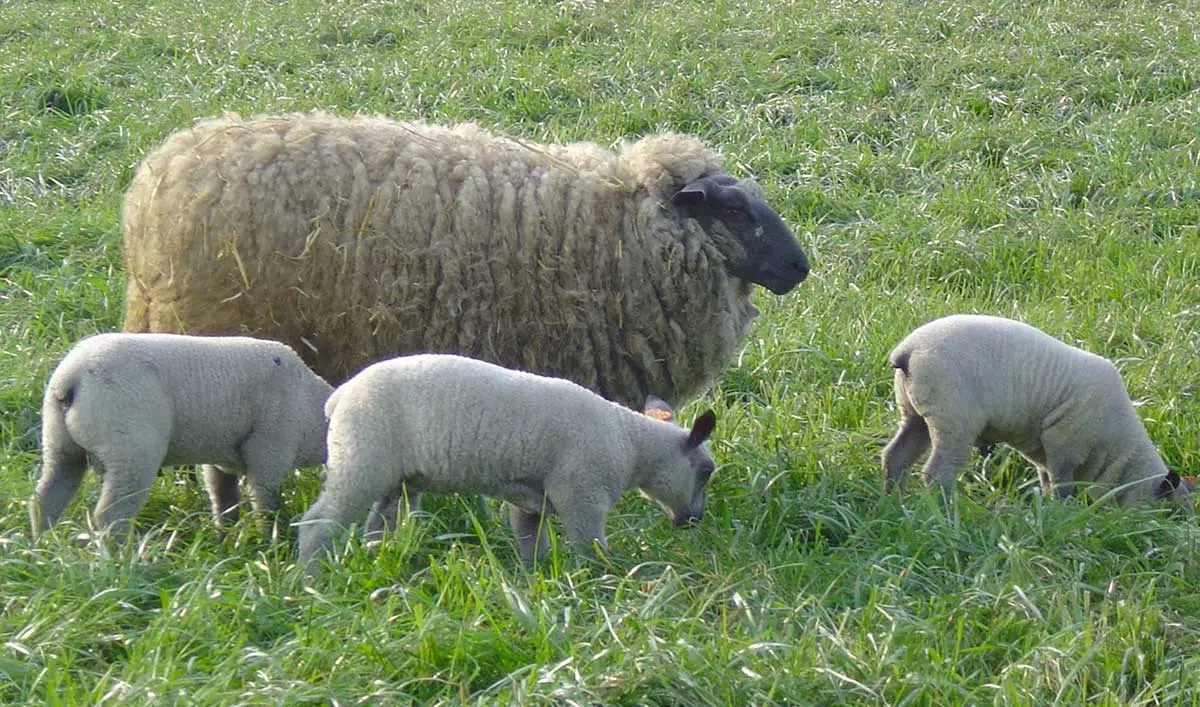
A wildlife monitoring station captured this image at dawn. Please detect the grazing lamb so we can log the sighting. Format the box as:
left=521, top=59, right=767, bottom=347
left=32, top=333, right=333, bottom=535
left=122, top=112, right=809, bottom=405
left=295, top=354, right=718, bottom=568
left=881, top=314, right=1194, bottom=515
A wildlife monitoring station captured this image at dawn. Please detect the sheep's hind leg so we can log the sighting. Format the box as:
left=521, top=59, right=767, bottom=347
left=920, top=429, right=974, bottom=498
left=32, top=439, right=89, bottom=533
left=364, top=486, right=406, bottom=543
left=509, top=503, right=550, bottom=566
left=296, top=474, right=393, bottom=569
left=882, top=413, right=931, bottom=492
left=91, top=459, right=162, bottom=539
left=202, top=464, right=241, bottom=526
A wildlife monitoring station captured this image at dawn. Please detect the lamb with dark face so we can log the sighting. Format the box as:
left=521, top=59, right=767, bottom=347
left=296, top=354, right=720, bottom=571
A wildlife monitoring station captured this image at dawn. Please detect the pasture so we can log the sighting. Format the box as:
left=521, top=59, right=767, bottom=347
left=2, top=0, right=1199, bottom=703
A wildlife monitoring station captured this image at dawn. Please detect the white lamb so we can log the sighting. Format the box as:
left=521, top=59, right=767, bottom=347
left=881, top=314, right=1193, bottom=514
left=296, top=354, right=718, bottom=568
left=33, top=333, right=333, bottom=535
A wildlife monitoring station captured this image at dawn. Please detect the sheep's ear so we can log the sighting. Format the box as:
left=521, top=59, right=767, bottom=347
left=643, top=395, right=675, bottom=422
left=685, top=410, right=717, bottom=450
left=1158, top=470, right=1183, bottom=499
left=671, top=181, right=709, bottom=206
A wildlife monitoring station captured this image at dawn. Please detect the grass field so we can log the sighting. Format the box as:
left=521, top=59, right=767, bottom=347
left=3, top=0, right=1200, bottom=703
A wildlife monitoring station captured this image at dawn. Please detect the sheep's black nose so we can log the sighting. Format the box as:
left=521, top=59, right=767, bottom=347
left=793, top=256, right=810, bottom=281
left=673, top=513, right=701, bottom=528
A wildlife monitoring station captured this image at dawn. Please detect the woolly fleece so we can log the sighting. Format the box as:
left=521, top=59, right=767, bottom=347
left=123, top=112, right=786, bottom=407
left=881, top=314, right=1193, bottom=514
left=34, top=333, right=333, bottom=534
left=296, top=353, right=717, bottom=567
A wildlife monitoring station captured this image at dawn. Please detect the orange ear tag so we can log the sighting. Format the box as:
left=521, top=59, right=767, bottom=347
left=643, top=408, right=674, bottom=422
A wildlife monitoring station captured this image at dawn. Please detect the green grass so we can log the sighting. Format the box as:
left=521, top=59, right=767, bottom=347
left=3, top=0, right=1200, bottom=702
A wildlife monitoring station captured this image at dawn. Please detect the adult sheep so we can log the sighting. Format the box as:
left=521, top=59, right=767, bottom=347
left=121, top=112, right=810, bottom=407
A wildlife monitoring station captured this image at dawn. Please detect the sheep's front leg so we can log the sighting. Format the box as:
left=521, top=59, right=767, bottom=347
left=202, top=464, right=240, bottom=525
left=1041, top=435, right=1081, bottom=500
left=239, top=430, right=301, bottom=532
left=509, top=503, right=550, bottom=566
left=882, top=413, right=931, bottom=492
left=547, top=486, right=611, bottom=560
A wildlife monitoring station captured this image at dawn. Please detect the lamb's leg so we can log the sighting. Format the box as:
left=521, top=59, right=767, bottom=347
left=1040, top=433, right=1082, bottom=500
left=364, top=486, right=404, bottom=542
left=202, top=464, right=241, bottom=526
left=91, top=459, right=162, bottom=538
left=296, top=478, right=391, bottom=568
left=509, top=503, right=550, bottom=566
left=239, top=431, right=302, bottom=533
left=547, top=487, right=610, bottom=560
left=31, top=438, right=89, bottom=533
left=882, top=413, right=931, bottom=492
left=919, top=428, right=974, bottom=495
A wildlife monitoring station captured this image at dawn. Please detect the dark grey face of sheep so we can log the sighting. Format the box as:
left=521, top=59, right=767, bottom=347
left=642, top=397, right=718, bottom=527
left=1157, top=471, right=1196, bottom=517
left=672, top=175, right=810, bottom=295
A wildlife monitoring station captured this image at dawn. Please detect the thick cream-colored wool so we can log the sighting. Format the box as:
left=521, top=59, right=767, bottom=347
left=881, top=314, right=1193, bottom=514
left=122, top=112, right=805, bottom=407
left=33, top=333, right=333, bottom=535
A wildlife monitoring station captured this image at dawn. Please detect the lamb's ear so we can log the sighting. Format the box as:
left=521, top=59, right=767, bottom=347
left=1157, top=470, right=1183, bottom=499
left=684, top=410, right=717, bottom=450
left=643, top=395, right=675, bottom=422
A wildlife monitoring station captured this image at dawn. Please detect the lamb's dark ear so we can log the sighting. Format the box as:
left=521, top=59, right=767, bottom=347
left=643, top=395, right=675, bottom=422
left=685, top=410, right=717, bottom=450
left=671, top=181, right=709, bottom=207
left=1158, top=470, right=1183, bottom=499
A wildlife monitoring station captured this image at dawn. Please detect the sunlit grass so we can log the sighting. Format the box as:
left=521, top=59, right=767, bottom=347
left=3, top=0, right=1200, bottom=702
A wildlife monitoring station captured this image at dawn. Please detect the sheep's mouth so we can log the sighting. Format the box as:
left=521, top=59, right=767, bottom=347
left=756, top=265, right=809, bottom=295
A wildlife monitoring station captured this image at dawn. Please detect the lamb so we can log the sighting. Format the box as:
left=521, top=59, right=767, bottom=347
left=295, top=354, right=718, bottom=568
left=32, top=333, right=333, bottom=535
left=881, top=314, right=1194, bottom=515
left=121, top=112, right=809, bottom=406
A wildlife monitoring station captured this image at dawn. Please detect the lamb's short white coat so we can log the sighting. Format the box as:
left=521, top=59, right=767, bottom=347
left=296, top=354, right=717, bottom=567
left=33, top=333, right=333, bottom=534
left=882, top=314, right=1193, bottom=514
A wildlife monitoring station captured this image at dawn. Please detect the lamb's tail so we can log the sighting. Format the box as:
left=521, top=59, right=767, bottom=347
left=889, top=348, right=912, bottom=376
left=32, top=375, right=89, bottom=533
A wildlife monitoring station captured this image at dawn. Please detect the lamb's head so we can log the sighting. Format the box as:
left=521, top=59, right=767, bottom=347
left=1156, top=471, right=1195, bottom=517
left=671, top=174, right=809, bottom=295
left=638, top=396, right=718, bottom=527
